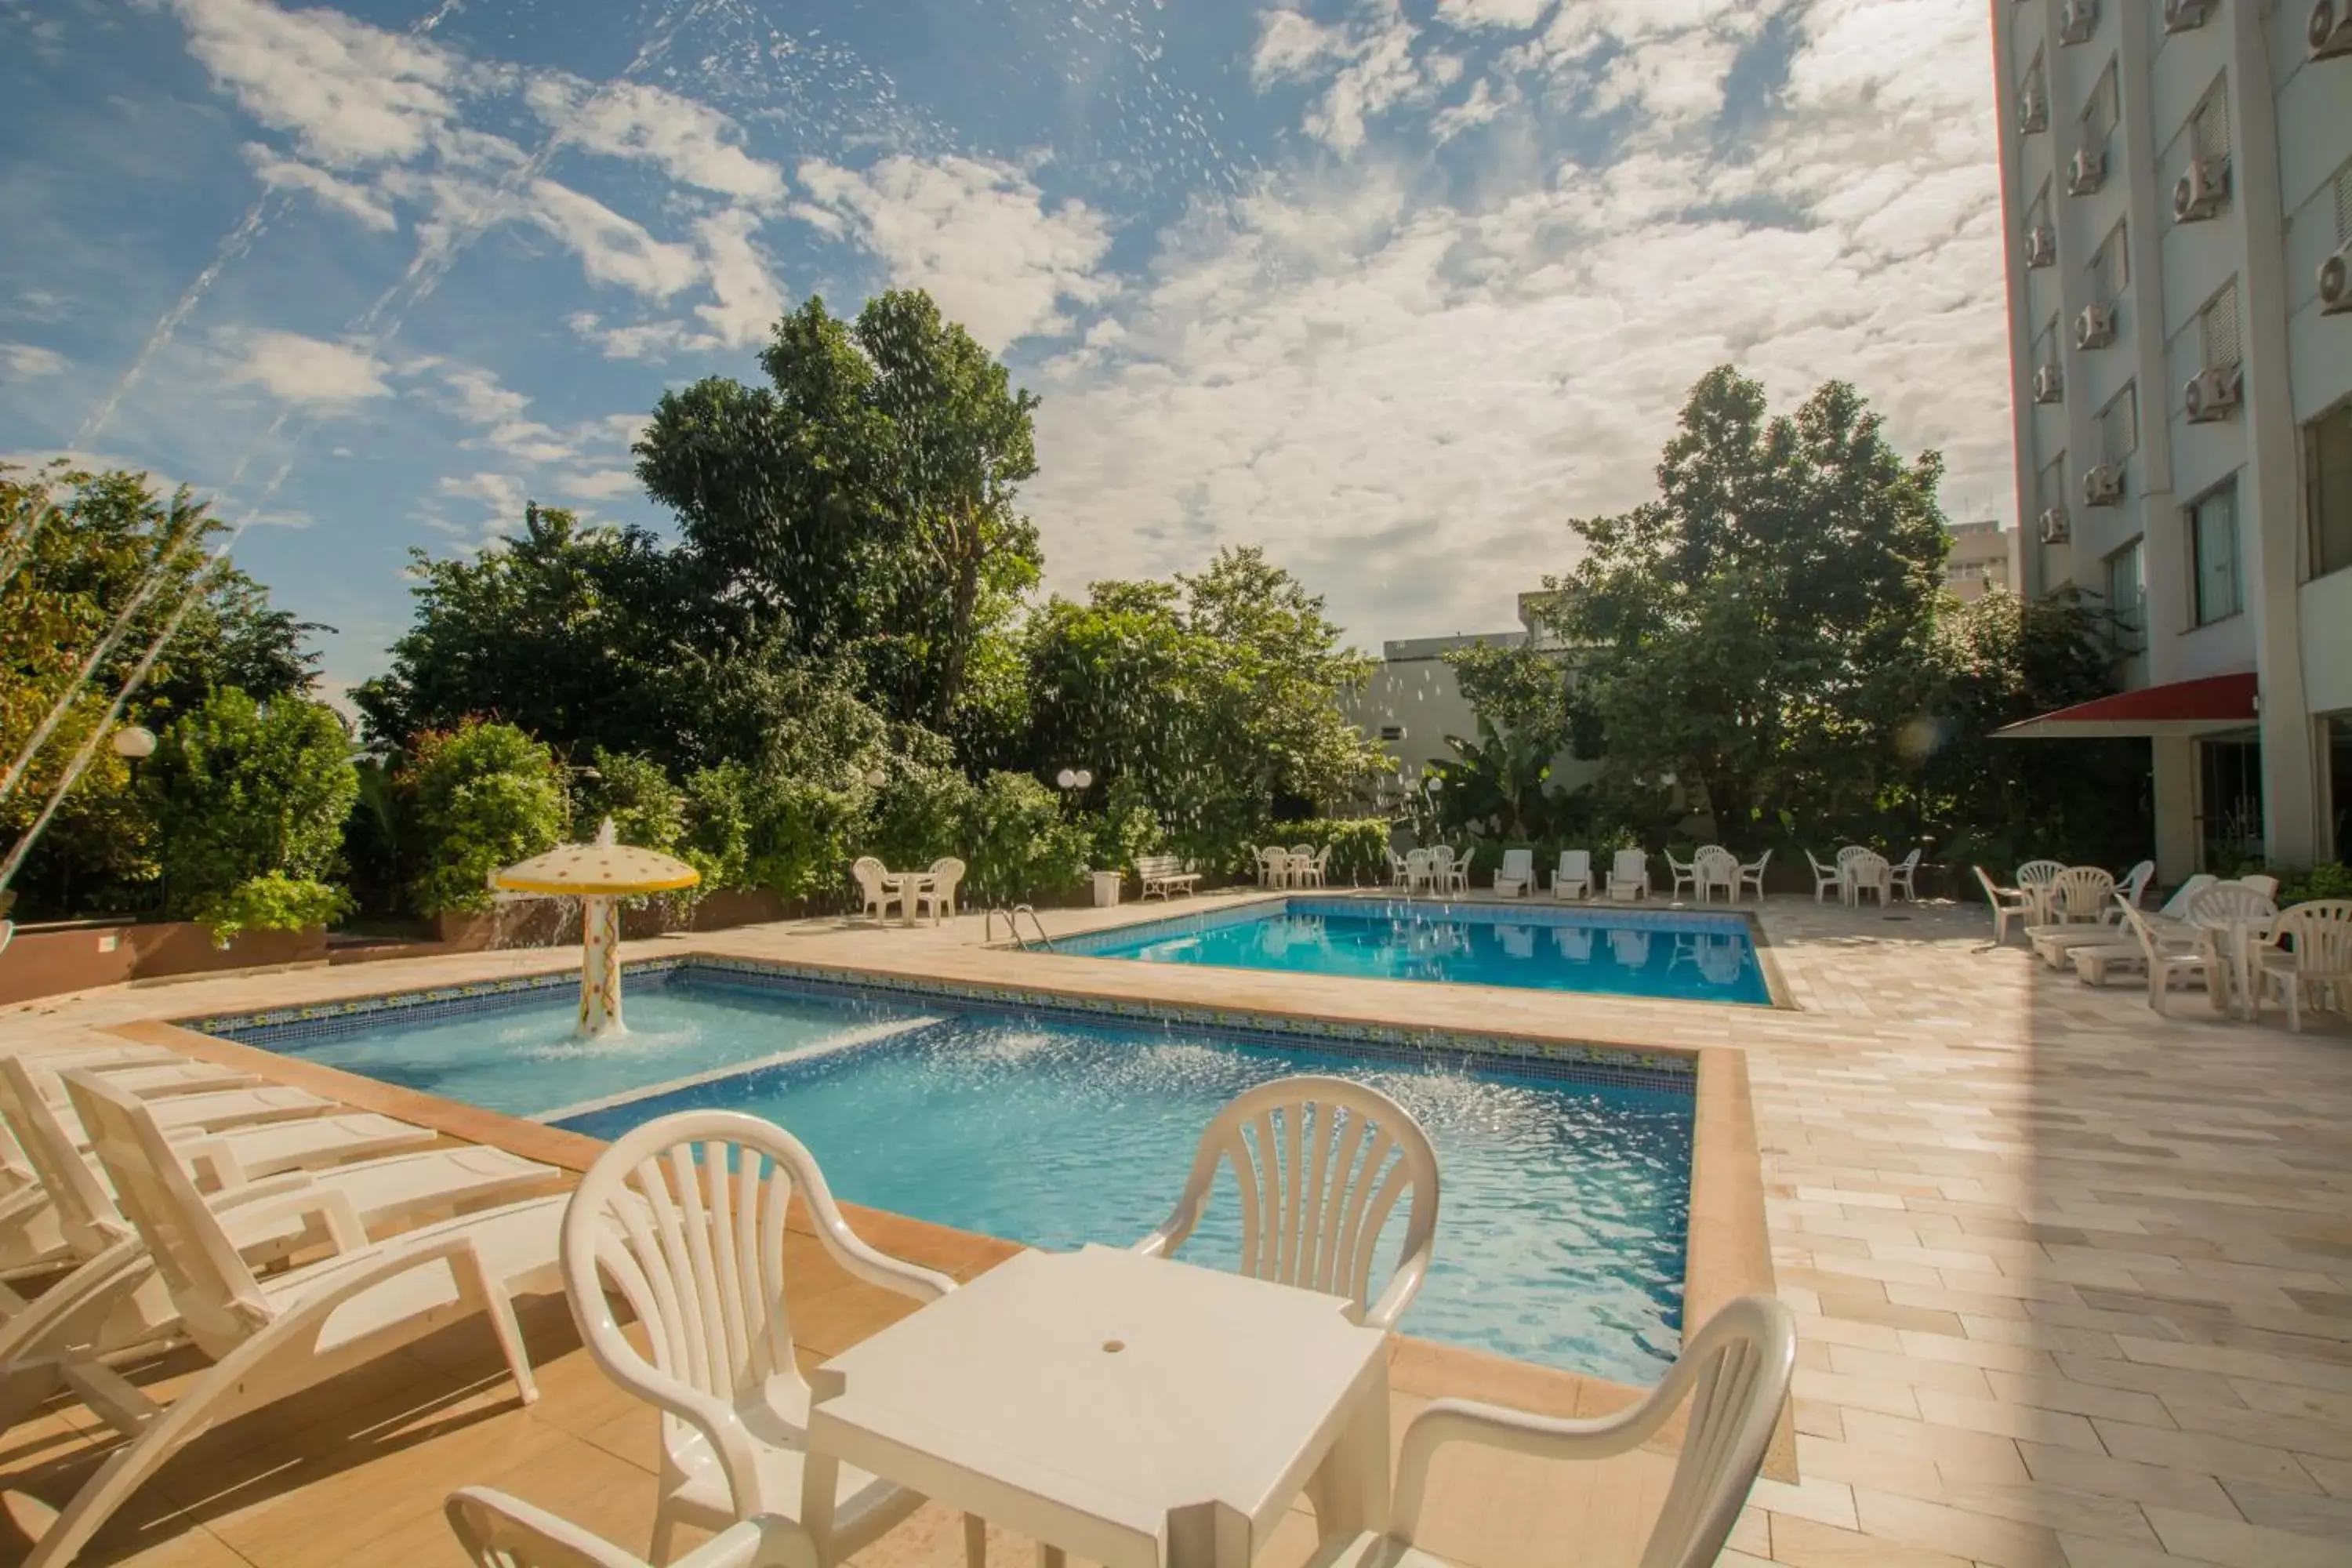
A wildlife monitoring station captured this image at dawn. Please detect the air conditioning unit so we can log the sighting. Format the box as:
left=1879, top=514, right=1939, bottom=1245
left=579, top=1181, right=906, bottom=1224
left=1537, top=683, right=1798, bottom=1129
left=2020, top=89, right=2049, bottom=134
left=2059, top=0, right=2099, bottom=44
left=2164, top=0, right=2213, bottom=32
left=2173, top=156, right=2230, bottom=222
left=2074, top=303, right=2118, bottom=349
left=2082, top=463, right=2124, bottom=506
left=2313, top=0, right=2352, bottom=59
left=2183, top=365, right=2243, bottom=423
left=2067, top=148, right=2107, bottom=195
left=2038, top=507, right=2072, bottom=545
left=2322, top=236, right=2352, bottom=315
left=2024, top=225, right=2057, bottom=267
left=2032, top=363, right=2064, bottom=403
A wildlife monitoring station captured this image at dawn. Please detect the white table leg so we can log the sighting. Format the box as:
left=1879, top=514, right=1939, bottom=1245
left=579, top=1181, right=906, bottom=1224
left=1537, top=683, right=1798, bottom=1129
left=1305, top=1359, right=1391, bottom=1541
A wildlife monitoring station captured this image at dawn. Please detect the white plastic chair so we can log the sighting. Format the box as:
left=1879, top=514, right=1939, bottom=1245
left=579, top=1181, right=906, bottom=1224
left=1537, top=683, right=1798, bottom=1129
left=1887, top=848, right=1924, bottom=902
left=1305, top=1295, right=1795, bottom=1568
left=1693, top=847, right=1739, bottom=905
left=1550, top=850, right=1592, bottom=901
left=1665, top=849, right=1698, bottom=901
left=1973, top=866, right=2031, bottom=942
left=2122, top=901, right=2212, bottom=1015
left=1305, top=844, right=1333, bottom=888
left=2041, top=866, right=2118, bottom=924
left=1735, top=848, right=1771, bottom=902
left=2254, top=899, right=2352, bottom=1033
left=2186, top=881, right=2281, bottom=1018
left=1806, top=851, right=1842, bottom=904
left=914, top=858, right=964, bottom=924
left=850, top=858, right=901, bottom=924
left=561, top=1110, right=967, bottom=1568
left=9, top=1069, right=566, bottom=1568
left=1426, top=846, right=1455, bottom=896
left=1446, top=846, right=1473, bottom=894
left=1135, top=1075, right=1439, bottom=1333
left=1493, top=848, right=1534, bottom=897
left=2116, top=859, right=2155, bottom=907
left=2236, top=873, right=2280, bottom=899
left=448, top=1489, right=819, bottom=1568
left=1386, top=848, right=1411, bottom=891
left=1608, top=849, right=1650, bottom=901
left=1846, top=851, right=1891, bottom=907
left=2014, top=858, right=2067, bottom=922
left=1832, top=846, right=1873, bottom=907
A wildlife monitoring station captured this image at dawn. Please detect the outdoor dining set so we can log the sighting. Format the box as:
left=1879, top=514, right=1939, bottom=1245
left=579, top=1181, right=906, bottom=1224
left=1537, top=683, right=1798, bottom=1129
left=1979, top=858, right=2352, bottom=1031
left=0, top=1051, right=1797, bottom=1568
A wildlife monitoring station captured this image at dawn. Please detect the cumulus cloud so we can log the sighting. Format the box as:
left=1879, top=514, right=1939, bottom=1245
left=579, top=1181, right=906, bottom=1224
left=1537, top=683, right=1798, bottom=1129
left=691, top=209, right=789, bottom=347
left=525, top=78, right=788, bottom=211
left=793, top=155, right=1112, bottom=348
left=174, top=0, right=462, bottom=166
left=225, top=329, right=390, bottom=405
left=245, top=146, right=398, bottom=230
left=522, top=180, right=702, bottom=299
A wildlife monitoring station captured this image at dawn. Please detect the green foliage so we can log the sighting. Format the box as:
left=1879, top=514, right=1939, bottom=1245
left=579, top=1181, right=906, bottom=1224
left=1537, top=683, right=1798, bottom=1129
left=400, top=721, right=568, bottom=916
left=742, top=773, right=865, bottom=902
left=1265, top=818, right=1392, bottom=885
left=189, top=872, right=352, bottom=946
left=575, top=750, right=688, bottom=852
left=2279, top=862, right=2352, bottom=906
left=1088, top=774, right=1164, bottom=874
left=866, top=760, right=977, bottom=871
left=960, top=771, right=1089, bottom=903
left=677, top=762, right=753, bottom=893
left=143, top=688, right=358, bottom=934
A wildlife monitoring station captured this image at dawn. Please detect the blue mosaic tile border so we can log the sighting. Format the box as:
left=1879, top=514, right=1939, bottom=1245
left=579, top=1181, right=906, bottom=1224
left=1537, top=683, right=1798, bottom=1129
left=187, top=954, right=1698, bottom=1096
left=1054, top=894, right=1755, bottom=956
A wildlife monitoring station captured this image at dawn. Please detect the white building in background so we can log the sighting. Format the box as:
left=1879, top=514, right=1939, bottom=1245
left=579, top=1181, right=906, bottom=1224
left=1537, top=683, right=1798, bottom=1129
left=1989, top=0, right=2352, bottom=877
left=1943, top=519, right=2019, bottom=600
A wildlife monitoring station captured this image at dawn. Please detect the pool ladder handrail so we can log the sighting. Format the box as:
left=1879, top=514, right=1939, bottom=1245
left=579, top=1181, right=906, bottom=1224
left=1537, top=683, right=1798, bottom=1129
left=986, top=904, right=1054, bottom=951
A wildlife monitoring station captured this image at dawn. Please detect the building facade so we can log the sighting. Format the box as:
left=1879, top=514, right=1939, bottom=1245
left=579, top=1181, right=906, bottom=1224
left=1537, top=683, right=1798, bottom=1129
left=1990, top=0, right=2352, bottom=874
left=1943, top=519, right=2019, bottom=600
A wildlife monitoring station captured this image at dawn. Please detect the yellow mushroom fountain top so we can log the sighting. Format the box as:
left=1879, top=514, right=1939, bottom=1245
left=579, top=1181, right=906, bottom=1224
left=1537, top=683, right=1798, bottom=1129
left=492, top=818, right=698, bottom=1038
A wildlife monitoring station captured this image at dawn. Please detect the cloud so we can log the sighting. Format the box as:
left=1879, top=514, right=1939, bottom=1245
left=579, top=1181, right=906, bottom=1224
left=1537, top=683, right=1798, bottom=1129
left=2, top=343, right=66, bottom=380
left=1253, top=7, right=1354, bottom=83
left=224, top=329, right=390, bottom=405
left=793, top=154, right=1112, bottom=348
left=691, top=209, right=789, bottom=348
left=526, top=78, right=787, bottom=212
left=245, top=145, right=399, bottom=230
left=522, top=180, right=702, bottom=299
left=173, top=0, right=463, bottom=166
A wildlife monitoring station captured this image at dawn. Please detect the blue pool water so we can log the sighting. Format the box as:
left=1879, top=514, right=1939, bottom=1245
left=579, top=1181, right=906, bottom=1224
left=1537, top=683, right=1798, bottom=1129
left=1062, top=898, right=1773, bottom=1006
left=212, top=967, right=1693, bottom=1381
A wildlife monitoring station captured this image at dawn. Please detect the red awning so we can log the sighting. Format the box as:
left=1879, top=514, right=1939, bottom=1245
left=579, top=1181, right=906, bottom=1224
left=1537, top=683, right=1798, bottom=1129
left=1993, top=672, right=2259, bottom=739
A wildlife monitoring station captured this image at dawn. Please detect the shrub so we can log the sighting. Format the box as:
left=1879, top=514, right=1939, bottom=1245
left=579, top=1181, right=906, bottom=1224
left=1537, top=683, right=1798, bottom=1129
left=742, top=771, right=863, bottom=902
left=2279, top=861, right=2352, bottom=906
left=866, top=760, right=978, bottom=872
left=678, top=761, right=753, bottom=892
left=575, top=750, right=687, bottom=852
left=401, top=720, right=568, bottom=916
left=1265, top=818, right=1392, bottom=885
left=1090, top=774, right=1164, bottom=874
left=962, top=771, right=1088, bottom=903
left=144, top=688, right=358, bottom=938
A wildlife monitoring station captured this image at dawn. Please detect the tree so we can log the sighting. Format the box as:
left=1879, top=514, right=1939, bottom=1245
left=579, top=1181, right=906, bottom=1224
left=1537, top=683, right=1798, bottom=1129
left=399, top=720, right=568, bottom=916
left=1554, top=367, right=1949, bottom=839
left=143, top=688, right=358, bottom=939
left=1436, top=641, right=1578, bottom=837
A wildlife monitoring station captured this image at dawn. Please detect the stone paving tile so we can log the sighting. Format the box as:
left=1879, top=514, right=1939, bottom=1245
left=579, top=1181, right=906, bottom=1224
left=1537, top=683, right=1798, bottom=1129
left=4, top=891, right=2348, bottom=1566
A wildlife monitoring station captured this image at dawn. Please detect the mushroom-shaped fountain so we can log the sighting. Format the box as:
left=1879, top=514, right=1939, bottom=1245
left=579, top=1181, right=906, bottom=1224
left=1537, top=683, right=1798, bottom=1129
left=490, top=819, right=698, bottom=1039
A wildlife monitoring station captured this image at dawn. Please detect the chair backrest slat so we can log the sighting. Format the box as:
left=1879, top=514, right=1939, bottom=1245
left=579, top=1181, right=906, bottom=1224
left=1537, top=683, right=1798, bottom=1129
left=2048, top=866, right=2117, bottom=918
left=2186, top=883, right=2276, bottom=925
left=2015, top=858, right=2066, bottom=886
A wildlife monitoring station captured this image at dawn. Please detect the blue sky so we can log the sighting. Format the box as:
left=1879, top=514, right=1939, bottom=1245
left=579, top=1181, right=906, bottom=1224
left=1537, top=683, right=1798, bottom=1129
left=0, top=0, right=2015, bottom=699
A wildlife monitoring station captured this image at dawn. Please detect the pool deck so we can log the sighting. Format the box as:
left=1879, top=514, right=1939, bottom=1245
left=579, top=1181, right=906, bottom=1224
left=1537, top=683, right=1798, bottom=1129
left=5, top=889, right=2351, bottom=1566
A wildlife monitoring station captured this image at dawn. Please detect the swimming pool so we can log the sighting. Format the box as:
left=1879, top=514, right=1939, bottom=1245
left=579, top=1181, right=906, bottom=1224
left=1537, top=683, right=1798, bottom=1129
left=199, top=962, right=1693, bottom=1382
left=1059, top=898, right=1774, bottom=1006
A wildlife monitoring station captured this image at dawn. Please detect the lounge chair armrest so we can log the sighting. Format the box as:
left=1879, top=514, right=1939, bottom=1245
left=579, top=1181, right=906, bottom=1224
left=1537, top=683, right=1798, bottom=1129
left=216, top=1180, right=371, bottom=1256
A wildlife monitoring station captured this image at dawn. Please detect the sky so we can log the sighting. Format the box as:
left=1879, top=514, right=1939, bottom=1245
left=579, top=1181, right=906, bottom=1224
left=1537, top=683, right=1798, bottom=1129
left=0, top=0, right=2018, bottom=698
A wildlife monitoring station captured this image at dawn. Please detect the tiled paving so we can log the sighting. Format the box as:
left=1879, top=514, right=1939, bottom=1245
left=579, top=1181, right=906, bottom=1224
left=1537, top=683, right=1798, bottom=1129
left=3, top=891, right=2349, bottom=1566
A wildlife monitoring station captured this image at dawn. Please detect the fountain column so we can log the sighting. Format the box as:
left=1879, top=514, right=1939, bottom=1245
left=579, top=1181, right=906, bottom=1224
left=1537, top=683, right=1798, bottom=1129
left=579, top=893, right=624, bottom=1036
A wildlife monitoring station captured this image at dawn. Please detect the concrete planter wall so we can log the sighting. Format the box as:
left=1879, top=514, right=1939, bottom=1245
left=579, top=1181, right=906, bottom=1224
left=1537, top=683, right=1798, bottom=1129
left=0, top=921, right=329, bottom=1007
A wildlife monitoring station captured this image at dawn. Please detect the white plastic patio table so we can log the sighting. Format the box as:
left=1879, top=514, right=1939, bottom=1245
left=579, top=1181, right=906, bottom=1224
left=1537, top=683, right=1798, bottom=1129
left=800, top=1243, right=1392, bottom=1568
left=880, top=871, right=934, bottom=926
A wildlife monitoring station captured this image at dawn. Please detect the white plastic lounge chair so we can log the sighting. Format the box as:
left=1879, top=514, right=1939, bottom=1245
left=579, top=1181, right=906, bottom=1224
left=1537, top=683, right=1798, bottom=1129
left=2236, top=873, right=2280, bottom=899
left=850, top=857, right=902, bottom=924
left=1493, top=848, right=1534, bottom=897
left=448, top=1488, right=818, bottom=1568
left=1608, top=849, right=1650, bottom=901
left=1807, top=851, right=1843, bottom=904
left=1735, top=848, right=1771, bottom=902
left=2062, top=875, right=2215, bottom=981
left=1887, top=848, right=1924, bottom=902
left=8, top=1069, right=568, bottom=1568
left=1136, top=1075, right=1438, bottom=1333
left=1305, top=1295, right=1795, bottom=1568
left=561, top=1109, right=967, bottom=1568
left=2253, top=899, right=2352, bottom=1033
left=2121, top=901, right=2212, bottom=1016
left=1550, top=850, right=1592, bottom=901
left=1973, top=866, right=2032, bottom=942
left=913, top=858, right=964, bottom=924
left=1846, top=851, right=1891, bottom=907
left=1693, top=846, right=1739, bottom=905
left=1665, top=849, right=1698, bottom=902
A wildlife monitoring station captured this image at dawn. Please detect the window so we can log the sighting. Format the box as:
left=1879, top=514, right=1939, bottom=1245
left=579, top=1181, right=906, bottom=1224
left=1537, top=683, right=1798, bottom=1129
left=1377, top=724, right=1405, bottom=742
left=2199, top=281, right=2241, bottom=368
left=2310, top=402, right=2352, bottom=579
left=2190, top=480, right=2241, bottom=623
left=2082, top=62, right=2119, bottom=158
left=2190, top=76, right=2230, bottom=160
left=2038, top=450, right=2069, bottom=517
left=2104, top=538, right=2144, bottom=651
left=2089, top=219, right=2129, bottom=300
left=2100, top=383, right=2138, bottom=463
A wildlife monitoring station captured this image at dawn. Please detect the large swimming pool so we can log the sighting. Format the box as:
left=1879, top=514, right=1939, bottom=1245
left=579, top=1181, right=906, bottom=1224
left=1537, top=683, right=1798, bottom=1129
left=200, top=962, right=1693, bottom=1382
left=1058, top=898, right=1773, bottom=1006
